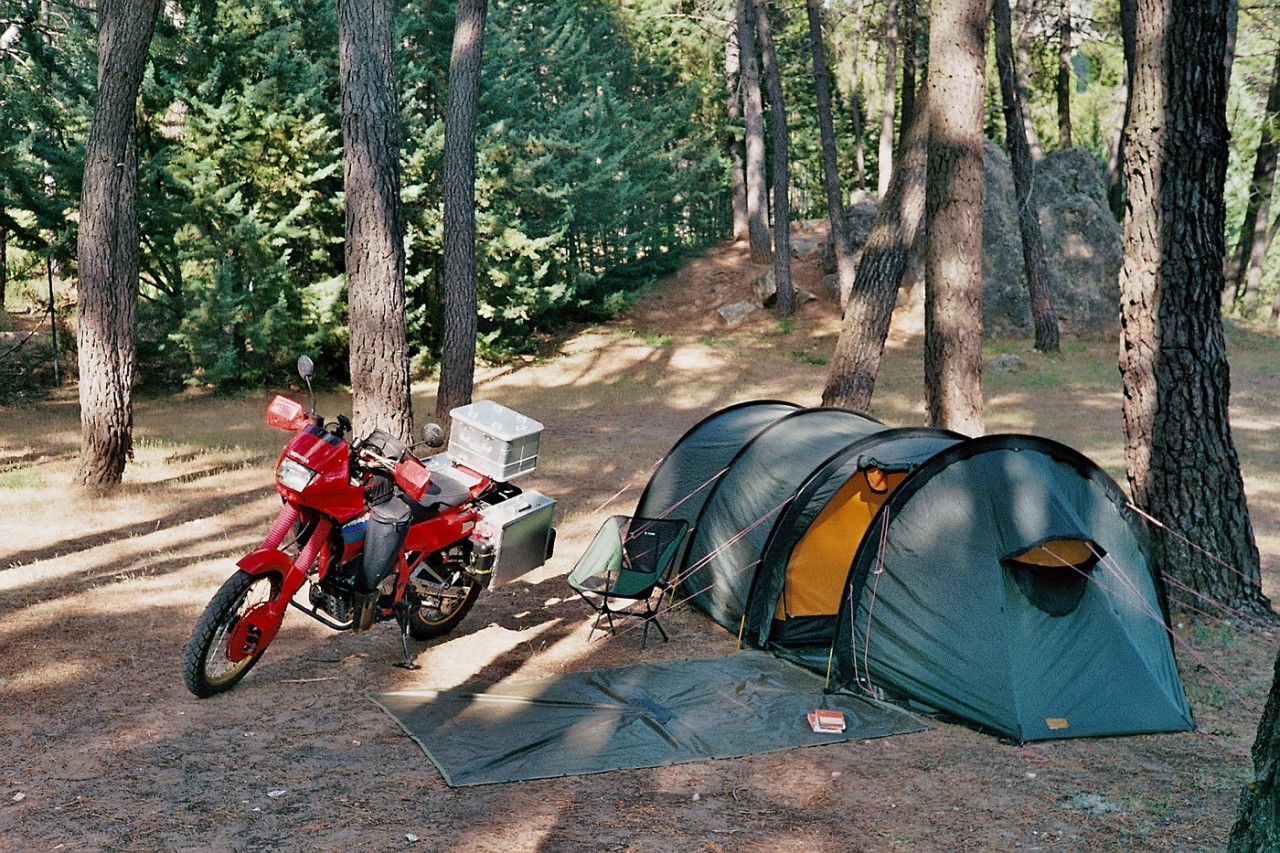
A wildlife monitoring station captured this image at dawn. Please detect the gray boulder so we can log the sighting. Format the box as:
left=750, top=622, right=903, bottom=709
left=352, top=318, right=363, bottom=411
left=821, top=144, right=1122, bottom=340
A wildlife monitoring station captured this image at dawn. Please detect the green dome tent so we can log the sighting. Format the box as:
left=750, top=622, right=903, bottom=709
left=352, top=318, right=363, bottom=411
left=634, top=402, right=1193, bottom=742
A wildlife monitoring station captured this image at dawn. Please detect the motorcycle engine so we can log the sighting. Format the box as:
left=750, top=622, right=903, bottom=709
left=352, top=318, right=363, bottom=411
left=310, top=560, right=358, bottom=622
left=309, top=583, right=352, bottom=623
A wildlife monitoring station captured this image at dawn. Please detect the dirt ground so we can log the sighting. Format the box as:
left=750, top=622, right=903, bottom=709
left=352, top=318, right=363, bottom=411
left=2, top=227, right=1279, bottom=851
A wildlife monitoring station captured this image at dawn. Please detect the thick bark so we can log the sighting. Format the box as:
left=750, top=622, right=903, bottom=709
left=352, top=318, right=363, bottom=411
left=752, top=0, right=791, bottom=314
left=738, top=0, right=771, bottom=265
left=339, top=0, right=412, bottom=441
left=993, top=0, right=1060, bottom=352
left=1232, top=648, right=1280, bottom=850
left=75, top=0, right=161, bottom=488
left=435, top=0, right=488, bottom=430
left=877, top=0, right=899, bottom=199
left=1012, top=0, right=1043, bottom=160
left=821, top=86, right=929, bottom=411
left=806, top=0, right=856, bottom=308
left=725, top=19, right=748, bottom=242
left=1118, top=0, right=1268, bottom=616
left=1056, top=0, right=1071, bottom=148
left=923, top=0, right=987, bottom=436
left=1225, top=47, right=1280, bottom=316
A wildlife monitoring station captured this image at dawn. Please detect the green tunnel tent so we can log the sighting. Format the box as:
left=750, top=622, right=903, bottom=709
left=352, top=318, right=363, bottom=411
left=634, top=402, right=1193, bottom=742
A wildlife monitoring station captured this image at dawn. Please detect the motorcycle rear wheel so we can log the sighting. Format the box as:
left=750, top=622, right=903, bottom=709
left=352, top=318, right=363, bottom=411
left=183, top=570, right=281, bottom=697
left=407, top=577, right=481, bottom=640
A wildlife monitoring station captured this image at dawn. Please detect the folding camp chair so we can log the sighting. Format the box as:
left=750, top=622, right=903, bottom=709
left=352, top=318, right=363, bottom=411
left=567, top=515, right=689, bottom=649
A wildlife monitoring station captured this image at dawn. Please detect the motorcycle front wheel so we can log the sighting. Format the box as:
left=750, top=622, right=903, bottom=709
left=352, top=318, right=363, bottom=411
left=407, top=576, right=481, bottom=640
left=183, top=570, right=281, bottom=697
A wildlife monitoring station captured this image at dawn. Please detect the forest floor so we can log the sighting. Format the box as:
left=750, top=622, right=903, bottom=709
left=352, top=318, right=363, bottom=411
left=3, top=225, right=1280, bottom=851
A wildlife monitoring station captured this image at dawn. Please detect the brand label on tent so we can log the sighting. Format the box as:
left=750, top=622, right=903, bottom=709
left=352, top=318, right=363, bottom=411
left=1045, top=717, right=1070, bottom=730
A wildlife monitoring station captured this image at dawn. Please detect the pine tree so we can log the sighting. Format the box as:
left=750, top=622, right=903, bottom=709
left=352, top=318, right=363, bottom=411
left=76, top=0, right=162, bottom=488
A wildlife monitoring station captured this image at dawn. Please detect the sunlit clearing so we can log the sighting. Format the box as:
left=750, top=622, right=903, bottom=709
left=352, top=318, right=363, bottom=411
left=3, top=659, right=89, bottom=694
left=1232, top=415, right=1280, bottom=432
left=407, top=621, right=564, bottom=691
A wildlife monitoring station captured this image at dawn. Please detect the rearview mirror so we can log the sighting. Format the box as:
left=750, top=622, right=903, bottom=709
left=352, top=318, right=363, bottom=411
left=421, top=423, right=447, bottom=449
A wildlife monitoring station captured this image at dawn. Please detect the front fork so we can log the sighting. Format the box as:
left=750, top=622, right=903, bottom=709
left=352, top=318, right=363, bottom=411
left=226, top=505, right=333, bottom=662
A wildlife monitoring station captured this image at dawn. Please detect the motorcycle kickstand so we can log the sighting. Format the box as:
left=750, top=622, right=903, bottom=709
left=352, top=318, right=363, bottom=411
left=392, top=602, right=420, bottom=670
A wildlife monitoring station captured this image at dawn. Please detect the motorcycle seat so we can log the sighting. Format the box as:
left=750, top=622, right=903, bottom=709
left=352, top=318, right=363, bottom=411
left=419, top=454, right=480, bottom=513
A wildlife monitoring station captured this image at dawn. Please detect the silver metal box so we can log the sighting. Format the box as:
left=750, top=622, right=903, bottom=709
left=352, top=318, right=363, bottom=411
left=478, top=489, right=556, bottom=587
left=448, top=400, right=543, bottom=481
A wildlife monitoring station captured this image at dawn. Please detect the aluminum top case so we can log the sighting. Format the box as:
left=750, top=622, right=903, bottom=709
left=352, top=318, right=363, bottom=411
left=448, top=400, right=543, bottom=481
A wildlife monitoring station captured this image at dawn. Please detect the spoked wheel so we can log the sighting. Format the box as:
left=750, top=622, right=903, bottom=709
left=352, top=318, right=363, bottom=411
left=407, top=577, right=481, bottom=640
left=183, top=570, right=281, bottom=697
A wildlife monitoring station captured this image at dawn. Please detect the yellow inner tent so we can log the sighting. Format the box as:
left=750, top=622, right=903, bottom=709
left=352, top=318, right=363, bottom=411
left=1005, top=539, right=1098, bottom=568
left=776, top=468, right=906, bottom=621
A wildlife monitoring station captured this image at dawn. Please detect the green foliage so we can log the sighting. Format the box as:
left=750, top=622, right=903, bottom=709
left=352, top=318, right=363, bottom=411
left=400, top=0, right=727, bottom=360
left=0, top=2, right=96, bottom=267
left=5, top=0, right=1280, bottom=393
left=135, top=0, right=347, bottom=389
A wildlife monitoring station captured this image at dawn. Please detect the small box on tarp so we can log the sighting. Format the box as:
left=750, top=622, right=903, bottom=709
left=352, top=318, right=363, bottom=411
left=449, top=401, right=543, bottom=481
left=479, top=490, right=556, bottom=586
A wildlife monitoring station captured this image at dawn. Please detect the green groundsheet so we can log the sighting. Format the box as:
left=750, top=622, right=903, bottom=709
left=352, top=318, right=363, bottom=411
left=369, top=649, right=926, bottom=787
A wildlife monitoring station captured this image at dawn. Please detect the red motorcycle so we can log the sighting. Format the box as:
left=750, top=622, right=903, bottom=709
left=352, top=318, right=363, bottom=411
left=183, top=356, right=555, bottom=697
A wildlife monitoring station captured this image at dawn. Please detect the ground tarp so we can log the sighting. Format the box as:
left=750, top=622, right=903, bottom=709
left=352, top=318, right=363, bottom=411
left=369, top=650, right=926, bottom=786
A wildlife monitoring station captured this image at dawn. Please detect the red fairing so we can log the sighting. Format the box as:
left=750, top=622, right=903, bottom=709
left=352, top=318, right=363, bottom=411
left=405, top=504, right=478, bottom=554
left=276, top=426, right=366, bottom=520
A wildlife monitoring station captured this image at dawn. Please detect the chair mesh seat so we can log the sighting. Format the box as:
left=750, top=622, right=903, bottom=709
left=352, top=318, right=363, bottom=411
left=567, top=516, right=689, bottom=648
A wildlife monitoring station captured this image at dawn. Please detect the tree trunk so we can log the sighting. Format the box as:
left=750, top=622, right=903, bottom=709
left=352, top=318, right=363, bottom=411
left=900, top=0, right=918, bottom=132
left=806, top=0, right=856, bottom=309
left=1106, top=0, right=1137, bottom=219
left=923, top=0, right=987, bottom=436
left=435, top=0, right=488, bottom=430
left=994, top=0, right=1060, bottom=352
left=738, top=0, right=771, bottom=265
left=1012, top=0, right=1043, bottom=160
left=753, top=0, right=791, bottom=314
left=339, top=0, right=412, bottom=441
left=1056, top=0, right=1072, bottom=148
left=1118, top=0, right=1268, bottom=615
left=848, top=2, right=868, bottom=192
left=1225, top=47, right=1280, bottom=316
left=725, top=17, right=748, bottom=242
left=822, top=84, right=929, bottom=411
left=1231, top=649, right=1280, bottom=851
left=1, top=217, right=7, bottom=312
left=75, top=0, right=161, bottom=489
left=877, top=0, right=899, bottom=199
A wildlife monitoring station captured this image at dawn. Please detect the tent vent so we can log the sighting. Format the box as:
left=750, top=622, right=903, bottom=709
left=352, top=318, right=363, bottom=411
left=1002, top=539, right=1102, bottom=617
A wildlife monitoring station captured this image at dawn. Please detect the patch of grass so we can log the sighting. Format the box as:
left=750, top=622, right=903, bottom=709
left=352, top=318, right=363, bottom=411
left=767, top=317, right=796, bottom=337
left=698, top=335, right=731, bottom=348
left=1061, top=792, right=1124, bottom=815
left=0, top=468, right=44, bottom=489
left=1188, top=619, right=1241, bottom=648
left=635, top=330, right=676, bottom=346
left=789, top=350, right=828, bottom=366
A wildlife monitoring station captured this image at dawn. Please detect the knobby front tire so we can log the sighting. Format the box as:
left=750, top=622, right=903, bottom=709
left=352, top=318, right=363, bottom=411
left=183, top=570, right=281, bottom=697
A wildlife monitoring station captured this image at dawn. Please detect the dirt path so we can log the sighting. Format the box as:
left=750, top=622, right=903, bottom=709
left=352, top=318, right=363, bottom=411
left=2, top=231, right=1276, bottom=851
